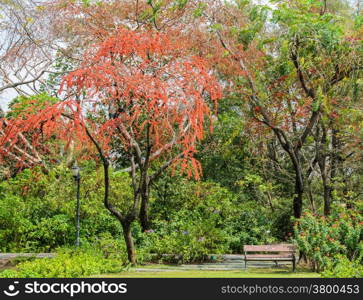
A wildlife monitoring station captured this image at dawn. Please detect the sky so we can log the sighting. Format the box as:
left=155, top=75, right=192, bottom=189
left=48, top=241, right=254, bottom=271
left=0, top=0, right=360, bottom=111
left=0, top=0, right=272, bottom=111
left=0, top=87, right=17, bottom=111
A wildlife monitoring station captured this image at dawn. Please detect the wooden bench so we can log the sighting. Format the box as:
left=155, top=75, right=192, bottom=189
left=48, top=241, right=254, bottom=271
left=243, top=244, right=296, bottom=271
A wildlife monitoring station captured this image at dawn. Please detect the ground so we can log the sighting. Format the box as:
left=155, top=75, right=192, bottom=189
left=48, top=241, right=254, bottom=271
left=1, top=254, right=320, bottom=278
left=96, top=264, right=319, bottom=278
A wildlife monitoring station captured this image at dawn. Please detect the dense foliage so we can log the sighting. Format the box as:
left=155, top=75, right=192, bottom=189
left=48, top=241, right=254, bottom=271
left=294, top=209, right=363, bottom=271
left=0, top=165, right=279, bottom=258
left=320, top=255, right=363, bottom=278
left=0, top=248, right=123, bottom=278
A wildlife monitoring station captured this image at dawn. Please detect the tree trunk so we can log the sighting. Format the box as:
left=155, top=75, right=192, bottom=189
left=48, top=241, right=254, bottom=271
left=317, top=157, right=331, bottom=216
left=307, top=181, right=316, bottom=214
left=322, top=177, right=331, bottom=216
left=140, top=195, right=150, bottom=232
left=139, top=176, right=151, bottom=232
left=290, top=150, right=304, bottom=219
left=121, top=221, right=136, bottom=264
left=293, top=178, right=303, bottom=218
left=329, top=128, right=339, bottom=204
left=266, top=191, right=275, bottom=212
left=316, top=123, right=331, bottom=216
left=84, top=126, right=139, bottom=265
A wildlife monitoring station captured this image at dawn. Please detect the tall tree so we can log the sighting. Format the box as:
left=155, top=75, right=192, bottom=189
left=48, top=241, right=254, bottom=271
left=189, top=0, right=362, bottom=217
left=0, top=28, right=221, bottom=263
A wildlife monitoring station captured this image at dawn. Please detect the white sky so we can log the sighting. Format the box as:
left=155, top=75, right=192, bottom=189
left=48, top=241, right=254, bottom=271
left=0, top=0, right=270, bottom=111
left=0, top=90, right=17, bottom=110
left=0, top=0, right=359, bottom=111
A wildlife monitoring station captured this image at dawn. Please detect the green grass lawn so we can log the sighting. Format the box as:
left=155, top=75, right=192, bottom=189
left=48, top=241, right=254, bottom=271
left=96, top=265, right=320, bottom=278
left=1, top=261, right=319, bottom=278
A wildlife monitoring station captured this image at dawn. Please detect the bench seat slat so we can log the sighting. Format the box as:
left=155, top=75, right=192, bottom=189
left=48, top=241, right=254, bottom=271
left=244, top=245, right=295, bottom=252
left=245, top=258, right=294, bottom=261
left=245, top=254, right=293, bottom=260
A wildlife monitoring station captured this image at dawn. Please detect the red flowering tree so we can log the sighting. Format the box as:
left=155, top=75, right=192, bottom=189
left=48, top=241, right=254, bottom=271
left=0, top=28, right=221, bottom=263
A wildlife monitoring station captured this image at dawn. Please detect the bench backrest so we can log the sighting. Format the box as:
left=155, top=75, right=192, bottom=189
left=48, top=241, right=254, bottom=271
left=243, top=244, right=295, bottom=253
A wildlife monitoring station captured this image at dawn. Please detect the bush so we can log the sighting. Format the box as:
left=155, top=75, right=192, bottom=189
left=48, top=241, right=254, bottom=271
left=139, top=209, right=230, bottom=263
left=294, top=208, right=363, bottom=271
left=271, top=202, right=295, bottom=240
left=321, top=254, right=363, bottom=278
left=0, top=165, right=122, bottom=252
left=0, top=247, right=123, bottom=278
left=225, top=202, right=276, bottom=252
left=136, top=180, right=235, bottom=262
left=147, top=178, right=278, bottom=258
left=90, top=232, right=129, bottom=263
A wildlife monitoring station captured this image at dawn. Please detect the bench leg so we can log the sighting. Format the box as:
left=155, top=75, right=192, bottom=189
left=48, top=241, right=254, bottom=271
left=274, top=261, right=278, bottom=267
left=245, top=260, right=247, bottom=269
left=292, top=259, right=296, bottom=272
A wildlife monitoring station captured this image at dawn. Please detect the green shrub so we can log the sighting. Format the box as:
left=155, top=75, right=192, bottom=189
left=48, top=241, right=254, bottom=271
left=321, top=254, right=363, bottom=278
left=23, top=214, right=74, bottom=252
left=139, top=209, right=230, bottom=263
left=271, top=203, right=295, bottom=240
left=0, top=248, right=123, bottom=278
left=0, top=165, right=122, bottom=252
left=90, top=232, right=129, bottom=263
left=294, top=208, right=363, bottom=271
left=225, top=202, right=276, bottom=252
left=147, top=178, right=278, bottom=258
left=137, top=180, right=235, bottom=262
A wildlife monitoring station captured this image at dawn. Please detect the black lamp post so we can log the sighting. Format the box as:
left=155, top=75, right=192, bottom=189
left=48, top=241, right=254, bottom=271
left=71, top=164, right=81, bottom=248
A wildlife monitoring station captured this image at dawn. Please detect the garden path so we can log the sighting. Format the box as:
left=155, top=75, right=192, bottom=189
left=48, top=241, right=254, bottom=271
left=134, top=254, right=291, bottom=272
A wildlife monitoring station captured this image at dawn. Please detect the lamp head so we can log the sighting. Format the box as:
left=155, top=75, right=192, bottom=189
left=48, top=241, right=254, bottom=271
left=71, top=165, right=80, bottom=179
